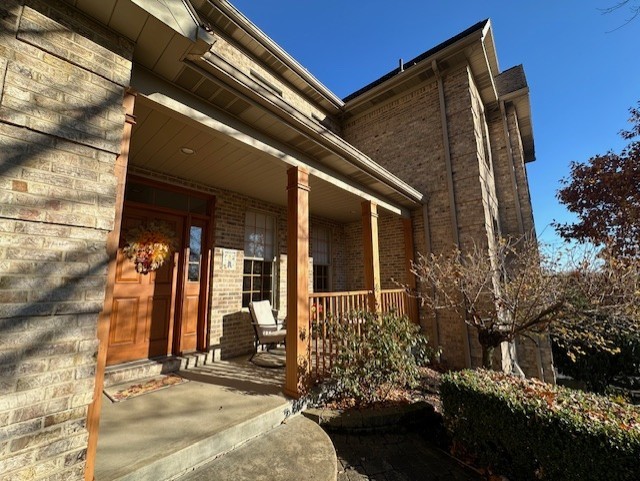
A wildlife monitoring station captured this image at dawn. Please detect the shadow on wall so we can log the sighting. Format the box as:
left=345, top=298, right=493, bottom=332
left=217, top=311, right=255, bottom=360
left=0, top=85, right=126, bottom=391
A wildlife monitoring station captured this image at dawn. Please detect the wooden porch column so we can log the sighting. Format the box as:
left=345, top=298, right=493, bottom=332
left=284, top=166, right=310, bottom=398
left=85, top=91, right=136, bottom=481
left=362, top=200, right=381, bottom=312
left=402, top=217, right=420, bottom=324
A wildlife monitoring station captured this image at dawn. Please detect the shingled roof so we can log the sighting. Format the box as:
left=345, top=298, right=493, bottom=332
left=343, top=19, right=489, bottom=102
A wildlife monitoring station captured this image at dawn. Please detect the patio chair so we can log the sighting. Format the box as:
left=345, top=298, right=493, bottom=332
left=248, top=300, right=287, bottom=361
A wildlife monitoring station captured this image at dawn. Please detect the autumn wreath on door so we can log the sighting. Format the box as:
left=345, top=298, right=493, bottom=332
left=123, top=221, right=177, bottom=274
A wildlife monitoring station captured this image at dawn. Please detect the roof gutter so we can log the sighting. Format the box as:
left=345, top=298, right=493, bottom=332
left=206, top=0, right=344, bottom=110
left=500, top=87, right=530, bottom=102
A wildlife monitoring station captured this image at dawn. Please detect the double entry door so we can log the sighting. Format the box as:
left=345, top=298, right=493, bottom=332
left=106, top=205, right=209, bottom=366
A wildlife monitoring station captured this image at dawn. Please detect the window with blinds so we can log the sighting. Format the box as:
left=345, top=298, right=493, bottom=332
left=312, top=226, right=330, bottom=292
left=243, top=212, right=276, bottom=307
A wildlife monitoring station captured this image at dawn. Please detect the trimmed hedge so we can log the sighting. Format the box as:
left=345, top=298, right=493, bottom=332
left=441, top=370, right=640, bottom=481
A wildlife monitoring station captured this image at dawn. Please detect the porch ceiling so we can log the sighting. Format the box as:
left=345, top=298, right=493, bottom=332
left=130, top=98, right=376, bottom=223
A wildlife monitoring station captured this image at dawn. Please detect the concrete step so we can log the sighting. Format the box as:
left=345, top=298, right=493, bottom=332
left=104, top=401, right=292, bottom=481
left=104, top=351, right=212, bottom=388
left=175, top=415, right=337, bottom=481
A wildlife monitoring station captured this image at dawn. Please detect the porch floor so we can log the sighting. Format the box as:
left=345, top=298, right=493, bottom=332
left=95, top=352, right=290, bottom=481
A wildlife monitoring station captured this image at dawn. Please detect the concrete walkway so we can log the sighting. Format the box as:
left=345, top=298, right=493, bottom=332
left=330, top=430, right=481, bottom=481
left=96, top=351, right=481, bottom=481
left=177, top=416, right=337, bottom=481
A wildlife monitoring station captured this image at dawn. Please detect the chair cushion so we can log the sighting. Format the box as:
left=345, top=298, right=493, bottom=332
left=250, top=300, right=278, bottom=327
left=260, top=332, right=286, bottom=344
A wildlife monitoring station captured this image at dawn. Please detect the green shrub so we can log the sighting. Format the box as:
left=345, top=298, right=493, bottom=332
left=553, top=329, right=640, bottom=393
left=441, top=369, right=640, bottom=481
left=328, top=310, right=437, bottom=406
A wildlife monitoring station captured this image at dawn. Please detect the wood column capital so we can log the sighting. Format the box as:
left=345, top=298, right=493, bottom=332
left=287, top=167, right=310, bottom=191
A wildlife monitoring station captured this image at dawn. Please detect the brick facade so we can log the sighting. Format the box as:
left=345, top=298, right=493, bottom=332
left=0, top=1, right=133, bottom=479
left=342, top=62, right=553, bottom=376
left=0, top=2, right=550, bottom=478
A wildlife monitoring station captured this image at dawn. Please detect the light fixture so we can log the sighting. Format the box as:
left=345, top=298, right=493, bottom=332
left=180, top=147, right=195, bottom=155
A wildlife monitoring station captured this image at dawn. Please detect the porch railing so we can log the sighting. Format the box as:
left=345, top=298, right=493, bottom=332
left=308, top=288, right=409, bottom=380
left=380, top=288, right=408, bottom=317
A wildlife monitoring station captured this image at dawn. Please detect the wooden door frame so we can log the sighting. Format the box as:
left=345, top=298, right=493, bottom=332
left=86, top=99, right=216, bottom=479
left=120, top=176, right=215, bottom=356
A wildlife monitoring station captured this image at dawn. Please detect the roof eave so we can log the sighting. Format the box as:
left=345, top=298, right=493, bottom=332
left=205, top=0, right=344, bottom=111
left=502, top=87, right=536, bottom=163
left=185, top=51, right=424, bottom=205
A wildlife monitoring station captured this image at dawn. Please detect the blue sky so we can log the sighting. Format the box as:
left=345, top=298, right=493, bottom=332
left=230, top=0, right=639, bottom=246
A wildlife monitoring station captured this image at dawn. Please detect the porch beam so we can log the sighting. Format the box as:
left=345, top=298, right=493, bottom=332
left=402, top=217, right=420, bottom=324
left=132, top=68, right=414, bottom=217
left=85, top=90, right=136, bottom=481
left=362, top=201, right=382, bottom=312
left=285, top=166, right=310, bottom=398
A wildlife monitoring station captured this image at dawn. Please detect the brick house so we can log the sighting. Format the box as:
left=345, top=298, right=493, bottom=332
left=0, top=0, right=553, bottom=479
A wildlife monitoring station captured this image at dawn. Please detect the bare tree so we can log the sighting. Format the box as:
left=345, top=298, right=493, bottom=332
left=412, top=236, right=640, bottom=375
left=412, top=237, right=564, bottom=369
left=552, top=248, right=640, bottom=360
left=600, top=1, right=640, bottom=29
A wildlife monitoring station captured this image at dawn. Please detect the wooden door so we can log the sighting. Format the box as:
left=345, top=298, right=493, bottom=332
left=178, top=220, right=205, bottom=353
left=106, top=208, right=183, bottom=365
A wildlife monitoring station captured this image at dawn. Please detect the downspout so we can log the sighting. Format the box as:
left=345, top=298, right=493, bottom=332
left=432, top=60, right=472, bottom=368
left=422, top=203, right=440, bottom=348
left=432, top=60, right=460, bottom=247
left=499, top=100, right=525, bottom=236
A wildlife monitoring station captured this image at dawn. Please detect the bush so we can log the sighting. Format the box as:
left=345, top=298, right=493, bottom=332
left=441, top=369, right=640, bottom=481
left=328, top=311, right=437, bottom=406
left=553, top=329, right=640, bottom=393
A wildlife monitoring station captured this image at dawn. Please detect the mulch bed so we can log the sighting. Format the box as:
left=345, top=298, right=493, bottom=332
left=321, top=366, right=443, bottom=412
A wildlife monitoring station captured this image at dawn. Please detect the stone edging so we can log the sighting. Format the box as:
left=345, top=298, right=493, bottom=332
left=302, top=401, right=435, bottom=432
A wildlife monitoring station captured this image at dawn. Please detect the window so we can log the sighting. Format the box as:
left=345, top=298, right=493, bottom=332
left=243, top=212, right=276, bottom=307
left=312, top=226, right=331, bottom=292
left=125, top=181, right=208, bottom=214
left=187, top=225, right=203, bottom=282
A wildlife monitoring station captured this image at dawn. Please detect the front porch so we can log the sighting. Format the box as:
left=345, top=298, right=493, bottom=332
left=87, top=65, right=424, bottom=479
left=95, top=285, right=411, bottom=481
left=96, top=353, right=290, bottom=481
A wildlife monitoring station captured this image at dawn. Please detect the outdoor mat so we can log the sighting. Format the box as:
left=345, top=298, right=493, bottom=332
left=251, top=348, right=286, bottom=368
left=104, top=374, right=188, bottom=403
